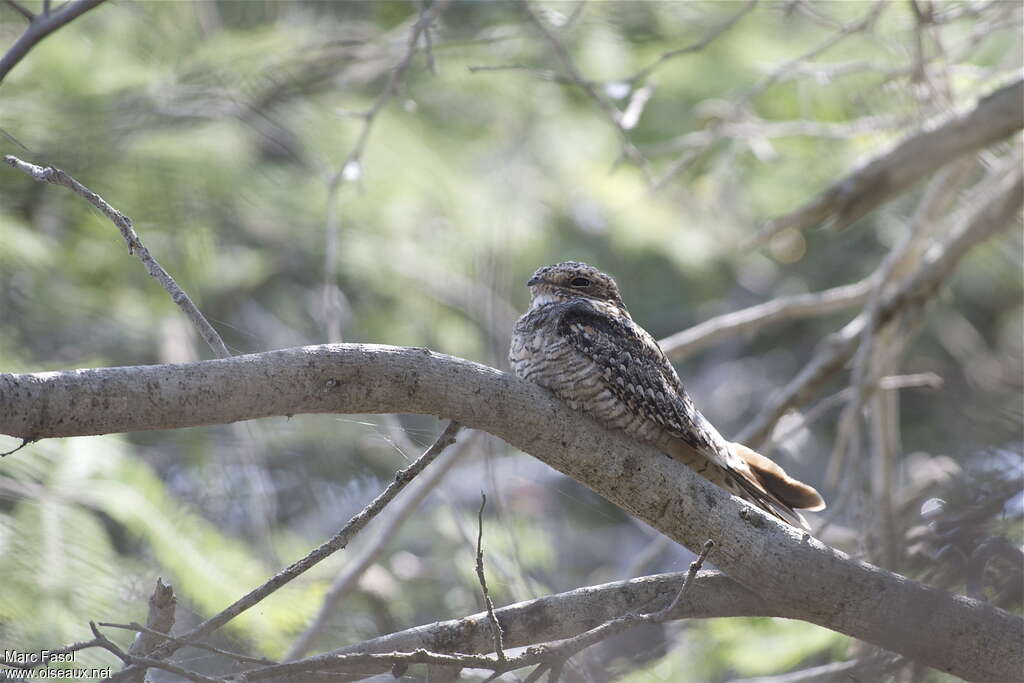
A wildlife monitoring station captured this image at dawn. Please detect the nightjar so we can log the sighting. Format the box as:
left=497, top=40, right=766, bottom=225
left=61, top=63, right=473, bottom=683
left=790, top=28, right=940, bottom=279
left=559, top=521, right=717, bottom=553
left=509, top=261, right=825, bottom=528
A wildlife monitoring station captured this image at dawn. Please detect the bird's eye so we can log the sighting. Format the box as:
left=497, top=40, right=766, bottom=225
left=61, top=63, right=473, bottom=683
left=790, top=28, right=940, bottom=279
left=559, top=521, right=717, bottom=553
left=570, top=277, right=591, bottom=288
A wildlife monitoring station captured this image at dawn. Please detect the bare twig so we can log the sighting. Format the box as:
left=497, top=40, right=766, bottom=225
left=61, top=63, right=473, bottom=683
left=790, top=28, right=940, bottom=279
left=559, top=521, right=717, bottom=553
left=238, top=545, right=716, bottom=681
left=1, top=629, right=117, bottom=671
left=107, top=421, right=462, bottom=682
left=3, top=155, right=231, bottom=358
left=728, top=655, right=904, bottom=683
left=659, top=278, right=875, bottom=361
left=322, top=0, right=452, bottom=342
left=4, top=0, right=35, bottom=22
left=752, top=79, right=1023, bottom=243
left=0, top=0, right=107, bottom=85
left=86, top=623, right=224, bottom=683
left=648, top=539, right=715, bottom=620
left=284, top=428, right=476, bottom=660
left=476, top=494, right=507, bottom=664
left=828, top=159, right=975, bottom=486
left=521, top=0, right=652, bottom=182
left=121, top=578, right=176, bottom=683
left=98, top=621, right=275, bottom=667
left=650, top=1, right=888, bottom=191
left=746, top=1, right=888, bottom=101
left=768, top=372, right=943, bottom=448
left=738, top=168, right=1022, bottom=447
left=627, top=1, right=757, bottom=84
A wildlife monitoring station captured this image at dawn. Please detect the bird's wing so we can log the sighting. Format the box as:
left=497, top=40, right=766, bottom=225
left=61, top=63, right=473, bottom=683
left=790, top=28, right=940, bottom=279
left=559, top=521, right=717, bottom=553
left=556, top=300, right=732, bottom=464
left=557, top=300, right=821, bottom=528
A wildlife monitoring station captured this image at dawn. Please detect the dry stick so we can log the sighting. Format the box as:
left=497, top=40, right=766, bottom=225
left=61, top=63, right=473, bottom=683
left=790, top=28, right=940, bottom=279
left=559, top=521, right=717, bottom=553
left=321, top=0, right=452, bottom=342
left=0, top=0, right=107, bottom=84
left=828, top=160, right=975, bottom=485
left=826, top=160, right=978, bottom=558
left=236, top=543, right=716, bottom=682
left=1, top=159, right=275, bottom=536
left=737, top=169, right=1023, bottom=448
left=3, top=155, right=274, bottom=535
left=283, top=430, right=476, bottom=661
left=752, top=78, right=1023, bottom=243
left=745, top=1, right=888, bottom=102
left=122, top=578, right=176, bottom=683
left=521, top=0, right=653, bottom=183
left=1, top=626, right=118, bottom=672
left=98, top=621, right=275, bottom=667
left=728, top=655, right=902, bottom=683
left=659, top=277, right=875, bottom=362
left=659, top=112, right=908, bottom=156
left=525, top=539, right=716, bottom=681
left=86, top=623, right=224, bottom=683
left=768, top=373, right=942, bottom=449
left=476, top=494, right=507, bottom=665
left=651, top=0, right=888, bottom=192
left=5, top=0, right=35, bottom=22
left=3, top=155, right=231, bottom=359
left=627, top=0, right=757, bottom=84
left=106, top=421, right=462, bottom=683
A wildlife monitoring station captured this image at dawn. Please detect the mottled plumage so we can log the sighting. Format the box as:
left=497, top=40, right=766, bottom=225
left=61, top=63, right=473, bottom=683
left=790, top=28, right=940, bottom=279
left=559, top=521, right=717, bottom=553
left=510, top=261, right=825, bottom=528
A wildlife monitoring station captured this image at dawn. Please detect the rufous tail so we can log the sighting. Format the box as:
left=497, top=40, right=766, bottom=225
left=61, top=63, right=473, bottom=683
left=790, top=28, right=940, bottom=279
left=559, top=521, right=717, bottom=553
left=728, top=442, right=825, bottom=530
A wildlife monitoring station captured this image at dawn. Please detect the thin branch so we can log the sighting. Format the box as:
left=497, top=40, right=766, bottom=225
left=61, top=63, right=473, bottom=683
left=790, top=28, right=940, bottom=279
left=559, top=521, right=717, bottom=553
left=283, top=429, right=476, bottom=660
left=728, top=655, right=903, bottom=683
left=0, top=0, right=107, bottom=85
left=107, top=421, right=462, bottom=682
left=768, top=372, right=943, bottom=448
left=521, top=0, right=653, bottom=183
left=745, top=1, right=888, bottom=101
left=2, top=629, right=118, bottom=671
left=239, top=547, right=718, bottom=681
left=4, top=0, right=35, bottom=22
left=738, top=167, right=1022, bottom=447
left=828, top=159, right=975, bottom=485
left=321, top=0, right=452, bottom=342
left=98, top=622, right=276, bottom=667
left=3, top=155, right=231, bottom=358
left=650, top=1, right=888, bottom=191
left=476, top=494, right=507, bottom=664
left=659, top=277, right=875, bottom=362
left=650, top=539, right=714, bottom=620
left=752, top=78, right=1023, bottom=243
left=86, top=623, right=224, bottom=683
left=627, top=1, right=757, bottom=84
left=122, top=578, right=176, bottom=683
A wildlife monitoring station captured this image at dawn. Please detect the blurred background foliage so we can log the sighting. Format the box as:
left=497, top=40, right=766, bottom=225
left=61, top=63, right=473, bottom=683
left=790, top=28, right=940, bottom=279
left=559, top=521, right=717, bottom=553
left=0, top=1, right=1021, bottom=681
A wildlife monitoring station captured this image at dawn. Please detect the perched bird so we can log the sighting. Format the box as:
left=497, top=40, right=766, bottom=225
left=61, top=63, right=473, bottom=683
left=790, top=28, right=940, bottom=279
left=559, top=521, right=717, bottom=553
left=509, top=261, right=825, bottom=529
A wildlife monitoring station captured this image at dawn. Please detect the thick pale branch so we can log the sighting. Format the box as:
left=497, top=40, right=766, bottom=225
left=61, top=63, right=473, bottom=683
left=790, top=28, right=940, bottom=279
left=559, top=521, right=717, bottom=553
left=754, top=78, right=1022, bottom=242
left=261, top=571, right=776, bottom=680
left=0, top=345, right=1020, bottom=680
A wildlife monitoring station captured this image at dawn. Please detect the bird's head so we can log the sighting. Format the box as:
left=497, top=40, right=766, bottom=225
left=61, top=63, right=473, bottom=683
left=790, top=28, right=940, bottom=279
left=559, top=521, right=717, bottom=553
left=526, top=261, right=626, bottom=310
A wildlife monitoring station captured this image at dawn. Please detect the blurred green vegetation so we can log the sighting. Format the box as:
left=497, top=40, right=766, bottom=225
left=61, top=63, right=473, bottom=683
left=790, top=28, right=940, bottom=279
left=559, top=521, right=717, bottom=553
left=0, top=1, right=1021, bottom=680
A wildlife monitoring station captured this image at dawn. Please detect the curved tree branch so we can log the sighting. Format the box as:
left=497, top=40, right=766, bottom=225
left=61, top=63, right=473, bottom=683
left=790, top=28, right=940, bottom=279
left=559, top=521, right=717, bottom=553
left=0, top=0, right=108, bottom=85
left=659, top=277, right=874, bottom=361
left=753, top=78, right=1022, bottom=243
left=0, top=344, right=1020, bottom=681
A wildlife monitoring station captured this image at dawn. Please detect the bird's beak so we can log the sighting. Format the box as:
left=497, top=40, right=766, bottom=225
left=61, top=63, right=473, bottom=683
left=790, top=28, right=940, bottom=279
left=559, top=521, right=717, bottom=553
left=527, top=274, right=543, bottom=286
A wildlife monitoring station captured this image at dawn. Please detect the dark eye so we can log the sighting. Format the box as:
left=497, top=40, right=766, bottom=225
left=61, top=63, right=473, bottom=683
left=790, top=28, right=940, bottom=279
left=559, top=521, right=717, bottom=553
left=570, top=277, right=591, bottom=288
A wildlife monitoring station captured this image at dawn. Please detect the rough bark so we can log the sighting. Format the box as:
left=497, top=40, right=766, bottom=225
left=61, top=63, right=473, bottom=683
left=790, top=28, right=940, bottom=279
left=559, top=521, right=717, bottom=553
left=1, top=346, right=1020, bottom=681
